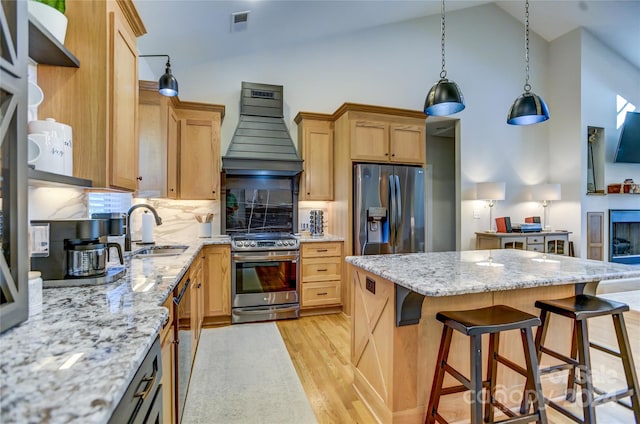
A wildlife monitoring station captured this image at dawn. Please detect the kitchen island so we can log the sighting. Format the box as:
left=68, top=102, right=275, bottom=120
left=346, top=249, right=640, bottom=424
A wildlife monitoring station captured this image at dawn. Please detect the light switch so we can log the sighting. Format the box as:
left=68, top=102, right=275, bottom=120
left=473, top=208, right=481, bottom=219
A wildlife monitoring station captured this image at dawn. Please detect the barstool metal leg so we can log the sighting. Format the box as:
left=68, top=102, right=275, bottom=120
left=576, top=319, right=596, bottom=424
left=612, top=312, right=640, bottom=422
left=470, top=334, right=483, bottom=424
left=426, top=326, right=454, bottom=424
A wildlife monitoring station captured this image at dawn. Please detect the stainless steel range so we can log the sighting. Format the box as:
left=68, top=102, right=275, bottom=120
left=231, top=232, right=300, bottom=324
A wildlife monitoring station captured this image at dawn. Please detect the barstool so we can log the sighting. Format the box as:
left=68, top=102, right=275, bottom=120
left=425, top=305, right=548, bottom=424
left=523, top=294, right=640, bottom=423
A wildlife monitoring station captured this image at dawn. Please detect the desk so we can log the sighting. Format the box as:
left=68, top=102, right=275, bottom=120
left=346, top=249, right=640, bottom=423
left=476, top=231, right=571, bottom=255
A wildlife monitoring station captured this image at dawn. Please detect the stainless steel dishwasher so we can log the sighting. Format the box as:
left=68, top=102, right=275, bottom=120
left=173, top=275, right=192, bottom=423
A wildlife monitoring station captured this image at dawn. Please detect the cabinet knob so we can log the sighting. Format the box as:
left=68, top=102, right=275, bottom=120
left=385, top=153, right=389, bottom=156
left=170, top=188, right=174, bottom=192
left=137, top=176, right=143, bottom=181
left=391, top=154, right=395, bottom=157
left=307, top=192, right=310, bottom=195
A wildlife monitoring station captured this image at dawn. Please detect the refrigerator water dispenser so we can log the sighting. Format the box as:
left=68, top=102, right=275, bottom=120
left=367, top=207, right=387, bottom=243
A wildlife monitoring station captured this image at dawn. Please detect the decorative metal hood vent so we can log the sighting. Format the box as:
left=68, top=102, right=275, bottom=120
left=222, top=82, right=303, bottom=176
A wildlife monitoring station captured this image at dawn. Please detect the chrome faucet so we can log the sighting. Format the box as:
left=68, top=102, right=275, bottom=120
left=125, top=204, right=163, bottom=251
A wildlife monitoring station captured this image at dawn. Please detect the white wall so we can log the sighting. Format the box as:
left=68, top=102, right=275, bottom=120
left=580, top=29, right=640, bottom=259
left=140, top=2, right=553, bottom=250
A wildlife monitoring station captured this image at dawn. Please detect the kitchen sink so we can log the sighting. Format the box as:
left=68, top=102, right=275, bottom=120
left=133, top=245, right=189, bottom=257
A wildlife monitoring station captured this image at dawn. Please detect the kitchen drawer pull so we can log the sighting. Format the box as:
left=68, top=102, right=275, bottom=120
left=316, top=249, right=328, bottom=253
left=134, top=370, right=158, bottom=400
left=317, top=292, right=328, bottom=296
left=317, top=268, right=328, bottom=272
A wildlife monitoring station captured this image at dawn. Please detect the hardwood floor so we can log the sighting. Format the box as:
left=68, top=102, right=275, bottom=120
left=277, top=313, right=377, bottom=423
left=278, top=298, right=640, bottom=424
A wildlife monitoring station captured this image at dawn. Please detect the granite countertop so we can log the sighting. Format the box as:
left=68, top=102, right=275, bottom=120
left=0, top=234, right=231, bottom=424
left=345, top=249, right=640, bottom=297
left=296, top=233, right=344, bottom=242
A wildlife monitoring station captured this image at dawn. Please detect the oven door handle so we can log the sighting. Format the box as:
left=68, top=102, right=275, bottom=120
left=234, top=306, right=300, bottom=315
left=233, top=254, right=299, bottom=262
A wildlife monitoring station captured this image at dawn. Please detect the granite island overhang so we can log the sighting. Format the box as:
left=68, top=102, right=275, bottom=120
left=345, top=249, right=640, bottom=424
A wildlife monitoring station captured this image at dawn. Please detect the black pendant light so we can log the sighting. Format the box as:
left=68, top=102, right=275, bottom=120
left=507, top=0, right=549, bottom=125
left=139, top=54, right=179, bottom=97
left=424, top=0, right=465, bottom=116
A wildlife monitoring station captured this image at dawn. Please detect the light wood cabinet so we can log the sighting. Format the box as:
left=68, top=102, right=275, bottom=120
left=170, top=103, right=224, bottom=200
left=138, top=83, right=225, bottom=199
left=295, top=113, right=334, bottom=201
left=202, top=245, right=231, bottom=325
left=189, top=257, right=203, bottom=360
left=350, top=120, right=425, bottom=164
left=38, top=0, right=146, bottom=190
left=300, top=242, right=343, bottom=310
left=160, top=296, right=175, bottom=424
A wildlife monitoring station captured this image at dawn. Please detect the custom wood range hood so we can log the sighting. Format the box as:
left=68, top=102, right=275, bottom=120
left=222, top=82, right=303, bottom=176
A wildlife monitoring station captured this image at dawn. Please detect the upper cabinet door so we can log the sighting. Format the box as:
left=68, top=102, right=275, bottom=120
left=166, top=105, right=179, bottom=199
left=109, top=10, right=139, bottom=190
left=296, top=115, right=334, bottom=201
left=351, top=120, right=389, bottom=161
left=389, top=124, right=424, bottom=164
left=179, top=118, right=219, bottom=200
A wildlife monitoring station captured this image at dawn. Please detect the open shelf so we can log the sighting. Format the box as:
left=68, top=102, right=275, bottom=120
left=28, top=168, right=92, bottom=188
left=28, top=18, right=79, bottom=67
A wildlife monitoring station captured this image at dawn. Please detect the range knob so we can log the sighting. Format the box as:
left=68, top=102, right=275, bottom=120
left=276, top=241, right=283, bottom=246
left=242, top=241, right=250, bottom=247
left=250, top=241, right=256, bottom=247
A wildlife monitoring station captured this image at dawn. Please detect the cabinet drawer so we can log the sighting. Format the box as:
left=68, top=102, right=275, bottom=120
left=301, top=281, right=341, bottom=307
left=527, top=244, right=544, bottom=252
left=160, top=296, right=174, bottom=343
left=302, top=257, right=342, bottom=282
left=302, top=242, right=342, bottom=258
left=527, top=236, right=544, bottom=244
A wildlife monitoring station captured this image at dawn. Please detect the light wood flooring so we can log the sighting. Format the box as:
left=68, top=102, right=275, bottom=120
left=278, top=295, right=640, bottom=424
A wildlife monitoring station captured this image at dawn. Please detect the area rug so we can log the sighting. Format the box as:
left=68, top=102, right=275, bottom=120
left=181, top=322, right=318, bottom=424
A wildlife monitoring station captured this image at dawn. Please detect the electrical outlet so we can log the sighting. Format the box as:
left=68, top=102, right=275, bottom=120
left=473, top=208, right=481, bottom=219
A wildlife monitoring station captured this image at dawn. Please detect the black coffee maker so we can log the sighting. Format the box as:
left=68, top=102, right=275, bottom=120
left=30, top=219, right=124, bottom=280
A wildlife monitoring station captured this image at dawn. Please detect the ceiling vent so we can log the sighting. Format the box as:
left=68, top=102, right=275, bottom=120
left=231, top=11, right=250, bottom=32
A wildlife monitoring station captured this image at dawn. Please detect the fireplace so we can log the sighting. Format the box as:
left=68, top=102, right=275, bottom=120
left=609, top=209, right=640, bottom=265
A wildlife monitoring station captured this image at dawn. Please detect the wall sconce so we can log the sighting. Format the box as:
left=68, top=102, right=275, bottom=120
left=423, top=0, right=465, bottom=116
left=139, top=54, right=179, bottom=97
left=532, top=183, right=561, bottom=231
left=476, top=182, right=506, bottom=232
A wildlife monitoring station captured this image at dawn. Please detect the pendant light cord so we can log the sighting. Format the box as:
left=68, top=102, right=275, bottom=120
left=524, top=0, right=531, bottom=93
left=440, top=0, right=447, bottom=79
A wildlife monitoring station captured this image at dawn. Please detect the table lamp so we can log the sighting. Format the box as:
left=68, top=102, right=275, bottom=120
left=532, top=183, right=561, bottom=231
left=476, top=182, right=506, bottom=232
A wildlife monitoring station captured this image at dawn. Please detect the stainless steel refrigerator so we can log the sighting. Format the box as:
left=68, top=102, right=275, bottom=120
left=354, top=164, right=425, bottom=255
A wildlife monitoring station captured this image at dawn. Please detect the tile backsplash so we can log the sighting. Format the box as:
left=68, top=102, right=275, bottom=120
left=28, top=187, right=333, bottom=240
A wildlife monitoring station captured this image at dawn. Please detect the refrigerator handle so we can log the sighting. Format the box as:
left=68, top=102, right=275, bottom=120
left=389, top=174, right=396, bottom=247
left=395, top=175, right=402, bottom=243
